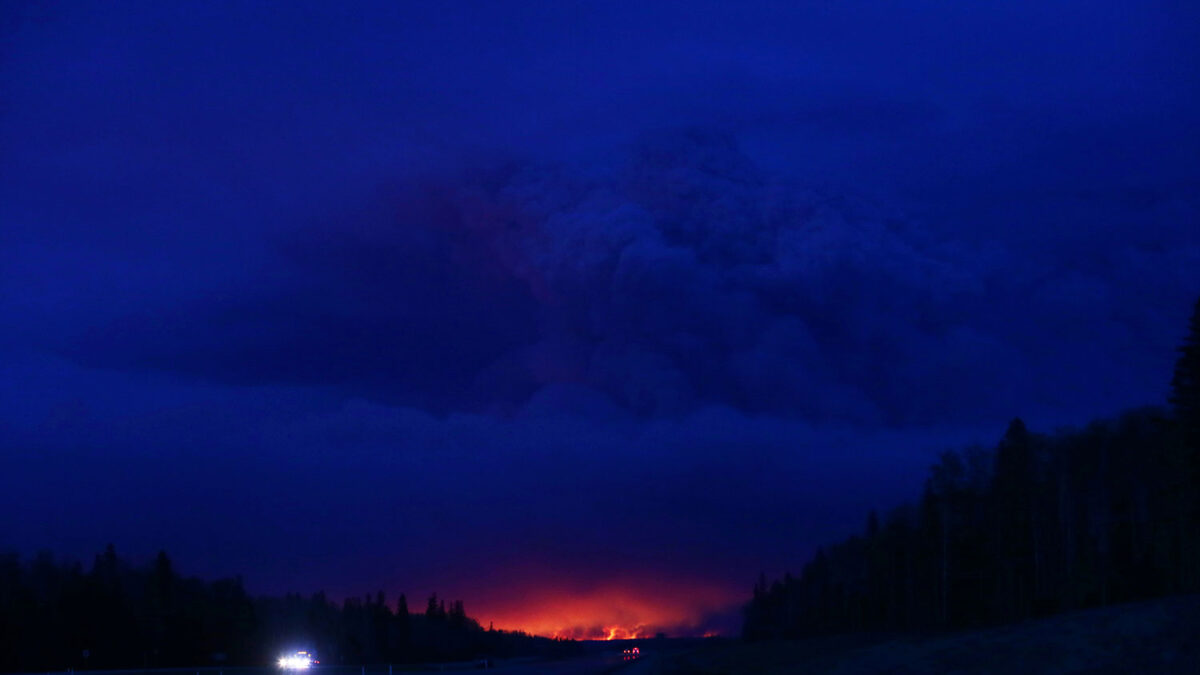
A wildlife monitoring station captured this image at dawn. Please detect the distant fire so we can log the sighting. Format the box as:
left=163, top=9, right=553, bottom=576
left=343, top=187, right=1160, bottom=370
left=558, top=625, right=649, bottom=641
left=602, top=626, right=640, bottom=641
left=468, top=578, right=739, bottom=640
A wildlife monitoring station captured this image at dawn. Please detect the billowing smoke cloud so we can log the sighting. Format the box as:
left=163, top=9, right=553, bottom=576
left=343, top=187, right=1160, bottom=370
left=0, top=378, right=978, bottom=636
left=7, top=0, right=1199, bottom=643
left=67, top=130, right=1199, bottom=426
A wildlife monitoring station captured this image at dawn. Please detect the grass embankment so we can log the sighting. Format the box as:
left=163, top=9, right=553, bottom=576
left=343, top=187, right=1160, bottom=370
left=649, top=594, right=1200, bottom=674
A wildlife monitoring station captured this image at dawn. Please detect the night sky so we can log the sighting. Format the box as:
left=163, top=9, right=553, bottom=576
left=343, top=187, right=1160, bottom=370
left=3, top=1, right=1199, bottom=639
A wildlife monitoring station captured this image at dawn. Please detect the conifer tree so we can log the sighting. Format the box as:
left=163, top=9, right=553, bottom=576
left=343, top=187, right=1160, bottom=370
left=1170, top=295, right=1200, bottom=446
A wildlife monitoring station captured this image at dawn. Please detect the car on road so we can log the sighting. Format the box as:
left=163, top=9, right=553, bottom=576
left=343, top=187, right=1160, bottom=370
left=278, top=651, right=316, bottom=669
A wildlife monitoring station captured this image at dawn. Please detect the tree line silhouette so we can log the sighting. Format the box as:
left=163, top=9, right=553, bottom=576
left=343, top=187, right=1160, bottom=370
left=0, top=546, right=578, bottom=673
left=744, top=296, right=1200, bottom=639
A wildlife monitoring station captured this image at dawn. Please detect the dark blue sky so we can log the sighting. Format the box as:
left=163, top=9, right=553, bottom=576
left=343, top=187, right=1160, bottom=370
left=2, top=0, right=1198, bottom=637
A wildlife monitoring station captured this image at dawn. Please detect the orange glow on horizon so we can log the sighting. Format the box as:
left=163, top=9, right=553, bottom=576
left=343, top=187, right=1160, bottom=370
left=469, top=579, right=739, bottom=641
left=570, top=625, right=649, bottom=641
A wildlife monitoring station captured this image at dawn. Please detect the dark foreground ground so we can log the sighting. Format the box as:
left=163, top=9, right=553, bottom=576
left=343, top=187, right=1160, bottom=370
left=627, top=594, right=1200, bottom=674
left=15, top=596, right=1198, bottom=675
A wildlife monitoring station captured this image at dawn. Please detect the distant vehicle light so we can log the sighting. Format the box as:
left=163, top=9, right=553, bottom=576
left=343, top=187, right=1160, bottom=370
left=278, top=652, right=313, bottom=669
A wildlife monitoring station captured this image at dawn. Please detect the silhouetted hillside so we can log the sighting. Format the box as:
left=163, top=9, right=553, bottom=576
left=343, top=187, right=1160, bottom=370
left=744, top=295, right=1200, bottom=638
left=676, top=594, right=1200, bottom=674
left=0, top=547, right=578, bottom=673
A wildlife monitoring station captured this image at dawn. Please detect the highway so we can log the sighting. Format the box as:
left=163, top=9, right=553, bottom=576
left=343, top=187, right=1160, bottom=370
left=21, top=653, right=649, bottom=675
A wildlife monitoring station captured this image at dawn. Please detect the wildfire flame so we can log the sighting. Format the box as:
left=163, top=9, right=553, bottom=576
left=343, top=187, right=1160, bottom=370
left=471, top=579, right=739, bottom=640
left=576, top=625, right=647, bottom=641
left=549, top=625, right=649, bottom=641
